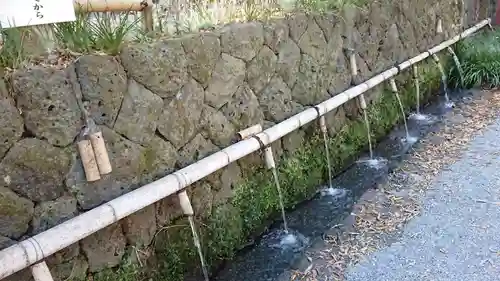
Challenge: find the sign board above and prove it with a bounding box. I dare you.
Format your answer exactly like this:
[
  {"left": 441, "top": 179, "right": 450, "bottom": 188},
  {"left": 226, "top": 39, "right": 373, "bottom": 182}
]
[{"left": 0, "top": 0, "right": 76, "bottom": 28}]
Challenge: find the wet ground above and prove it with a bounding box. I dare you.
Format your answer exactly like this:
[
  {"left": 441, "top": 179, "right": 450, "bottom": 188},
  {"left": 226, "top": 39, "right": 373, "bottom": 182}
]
[{"left": 213, "top": 88, "right": 496, "bottom": 281}]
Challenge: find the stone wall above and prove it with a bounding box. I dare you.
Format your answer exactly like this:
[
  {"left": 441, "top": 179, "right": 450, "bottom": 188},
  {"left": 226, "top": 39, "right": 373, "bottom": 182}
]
[{"left": 0, "top": 0, "right": 464, "bottom": 280}]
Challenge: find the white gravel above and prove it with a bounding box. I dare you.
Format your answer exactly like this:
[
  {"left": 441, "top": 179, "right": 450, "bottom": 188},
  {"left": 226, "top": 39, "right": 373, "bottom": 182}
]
[{"left": 345, "top": 118, "right": 500, "bottom": 281}]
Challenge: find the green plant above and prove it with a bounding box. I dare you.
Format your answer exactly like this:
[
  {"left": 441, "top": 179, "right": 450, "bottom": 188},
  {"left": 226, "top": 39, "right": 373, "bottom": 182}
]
[
  {"left": 449, "top": 29, "right": 500, "bottom": 88},
  {"left": 91, "top": 12, "right": 142, "bottom": 55},
  {"left": 295, "top": 0, "right": 366, "bottom": 14},
  {"left": 0, "top": 26, "right": 30, "bottom": 68},
  {"left": 52, "top": 9, "right": 140, "bottom": 55}
]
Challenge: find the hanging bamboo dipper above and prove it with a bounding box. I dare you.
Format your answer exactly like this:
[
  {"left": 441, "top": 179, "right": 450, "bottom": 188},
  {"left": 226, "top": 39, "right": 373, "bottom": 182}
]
[
  {"left": 77, "top": 125, "right": 101, "bottom": 182},
  {"left": 88, "top": 119, "right": 112, "bottom": 175}
]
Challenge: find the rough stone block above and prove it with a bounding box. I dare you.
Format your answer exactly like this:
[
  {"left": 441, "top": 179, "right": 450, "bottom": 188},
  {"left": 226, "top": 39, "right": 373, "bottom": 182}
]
[
  {"left": 120, "top": 38, "right": 188, "bottom": 98},
  {"left": 200, "top": 105, "right": 236, "bottom": 147},
  {"left": 0, "top": 96, "right": 23, "bottom": 159},
  {"left": 247, "top": 46, "right": 278, "bottom": 94},
  {"left": 181, "top": 32, "right": 221, "bottom": 87},
  {"left": 177, "top": 134, "right": 219, "bottom": 168},
  {"left": 221, "top": 84, "right": 264, "bottom": 131},
  {"left": 205, "top": 53, "right": 246, "bottom": 109},
  {"left": 122, "top": 205, "right": 157, "bottom": 247},
  {"left": 75, "top": 55, "right": 127, "bottom": 126},
  {"left": 0, "top": 139, "right": 71, "bottom": 202},
  {"left": 114, "top": 79, "right": 163, "bottom": 145},
  {"left": 157, "top": 79, "right": 205, "bottom": 149},
  {"left": 0, "top": 187, "right": 33, "bottom": 238},
  {"left": 81, "top": 224, "right": 126, "bottom": 272},
  {"left": 263, "top": 19, "right": 289, "bottom": 53},
  {"left": 277, "top": 39, "right": 301, "bottom": 89},
  {"left": 260, "top": 77, "right": 305, "bottom": 123},
  {"left": 11, "top": 67, "right": 82, "bottom": 147},
  {"left": 220, "top": 22, "right": 264, "bottom": 62},
  {"left": 31, "top": 196, "right": 77, "bottom": 234}
]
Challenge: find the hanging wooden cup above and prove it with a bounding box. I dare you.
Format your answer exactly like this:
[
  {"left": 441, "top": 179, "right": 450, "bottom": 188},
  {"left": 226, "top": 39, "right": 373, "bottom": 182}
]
[
  {"left": 89, "top": 129, "right": 112, "bottom": 175},
  {"left": 77, "top": 129, "right": 101, "bottom": 182},
  {"left": 86, "top": 119, "right": 112, "bottom": 175}
]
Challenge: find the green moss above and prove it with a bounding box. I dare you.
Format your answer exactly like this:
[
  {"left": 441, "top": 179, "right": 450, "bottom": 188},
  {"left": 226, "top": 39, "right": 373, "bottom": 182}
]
[{"left": 94, "top": 61, "right": 443, "bottom": 281}]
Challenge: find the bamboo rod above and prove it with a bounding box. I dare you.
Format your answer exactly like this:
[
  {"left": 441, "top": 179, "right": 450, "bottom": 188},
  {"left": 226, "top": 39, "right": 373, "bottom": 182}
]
[
  {"left": 30, "top": 262, "right": 54, "bottom": 281},
  {"left": 74, "top": 0, "right": 153, "bottom": 12},
  {"left": 0, "top": 18, "right": 491, "bottom": 280}
]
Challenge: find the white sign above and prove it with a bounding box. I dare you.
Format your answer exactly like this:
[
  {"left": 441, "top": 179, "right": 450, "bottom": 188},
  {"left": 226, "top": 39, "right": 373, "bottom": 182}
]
[{"left": 0, "top": 0, "right": 76, "bottom": 28}]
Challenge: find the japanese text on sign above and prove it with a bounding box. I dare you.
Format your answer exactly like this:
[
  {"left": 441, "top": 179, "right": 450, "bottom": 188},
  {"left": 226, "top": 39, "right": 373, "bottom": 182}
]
[{"left": 0, "top": 0, "right": 76, "bottom": 28}]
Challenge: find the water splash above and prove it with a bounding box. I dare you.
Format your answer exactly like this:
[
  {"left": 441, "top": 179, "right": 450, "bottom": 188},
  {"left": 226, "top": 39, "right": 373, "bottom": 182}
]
[
  {"left": 271, "top": 167, "right": 289, "bottom": 233},
  {"left": 447, "top": 46, "right": 465, "bottom": 88},
  {"left": 362, "top": 109, "right": 374, "bottom": 159},
  {"left": 266, "top": 229, "right": 309, "bottom": 252},
  {"left": 320, "top": 187, "right": 347, "bottom": 198},
  {"left": 356, "top": 157, "right": 388, "bottom": 170},
  {"left": 401, "top": 135, "right": 419, "bottom": 145},
  {"left": 187, "top": 215, "right": 210, "bottom": 281}
]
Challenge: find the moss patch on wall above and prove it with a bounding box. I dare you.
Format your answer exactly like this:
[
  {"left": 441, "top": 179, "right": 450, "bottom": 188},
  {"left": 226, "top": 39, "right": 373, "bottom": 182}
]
[{"left": 92, "top": 62, "right": 443, "bottom": 281}]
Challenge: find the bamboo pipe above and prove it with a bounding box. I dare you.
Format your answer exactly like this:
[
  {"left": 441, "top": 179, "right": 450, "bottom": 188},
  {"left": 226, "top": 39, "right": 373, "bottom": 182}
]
[
  {"left": 0, "top": 18, "right": 491, "bottom": 280},
  {"left": 30, "top": 262, "right": 54, "bottom": 281},
  {"left": 237, "top": 124, "right": 263, "bottom": 140},
  {"left": 73, "top": 0, "right": 153, "bottom": 12}
]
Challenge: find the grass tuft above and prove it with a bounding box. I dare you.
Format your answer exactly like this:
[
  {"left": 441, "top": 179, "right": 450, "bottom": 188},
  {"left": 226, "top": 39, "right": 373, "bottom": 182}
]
[{"left": 449, "top": 29, "right": 500, "bottom": 89}]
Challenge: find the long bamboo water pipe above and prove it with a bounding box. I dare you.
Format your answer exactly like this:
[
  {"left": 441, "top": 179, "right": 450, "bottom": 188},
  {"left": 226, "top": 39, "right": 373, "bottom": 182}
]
[
  {"left": 73, "top": 0, "right": 153, "bottom": 12},
  {"left": 73, "top": 0, "right": 154, "bottom": 31},
  {"left": 0, "top": 18, "right": 490, "bottom": 280}
]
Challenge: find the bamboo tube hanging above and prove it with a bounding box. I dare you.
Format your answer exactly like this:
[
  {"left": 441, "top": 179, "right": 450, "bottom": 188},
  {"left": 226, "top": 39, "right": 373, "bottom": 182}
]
[{"left": 77, "top": 128, "right": 101, "bottom": 182}]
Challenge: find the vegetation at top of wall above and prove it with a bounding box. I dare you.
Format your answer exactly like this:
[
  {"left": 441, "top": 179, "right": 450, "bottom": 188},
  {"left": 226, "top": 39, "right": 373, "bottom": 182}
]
[
  {"left": 449, "top": 28, "right": 500, "bottom": 89},
  {"left": 0, "top": 0, "right": 367, "bottom": 69}
]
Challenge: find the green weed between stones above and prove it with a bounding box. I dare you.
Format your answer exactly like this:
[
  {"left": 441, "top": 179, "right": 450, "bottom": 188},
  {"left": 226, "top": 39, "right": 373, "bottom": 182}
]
[{"left": 91, "top": 61, "right": 442, "bottom": 281}]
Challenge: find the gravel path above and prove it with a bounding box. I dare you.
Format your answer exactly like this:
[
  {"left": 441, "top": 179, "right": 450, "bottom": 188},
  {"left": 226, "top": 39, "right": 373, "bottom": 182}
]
[{"left": 345, "top": 116, "right": 500, "bottom": 280}]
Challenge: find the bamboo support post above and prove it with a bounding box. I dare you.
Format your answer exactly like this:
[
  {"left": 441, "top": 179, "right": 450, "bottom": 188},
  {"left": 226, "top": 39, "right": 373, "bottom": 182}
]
[
  {"left": 30, "top": 262, "right": 54, "bottom": 281},
  {"left": 264, "top": 146, "right": 276, "bottom": 169},
  {"left": 77, "top": 134, "right": 101, "bottom": 182},
  {"left": 436, "top": 17, "right": 444, "bottom": 34},
  {"left": 89, "top": 130, "right": 112, "bottom": 175},
  {"left": 178, "top": 190, "right": 194, "bottom": 216},
  {"left": 319, "top": 116, "right": 327, "bottom": 134},
  {"left": 348, "top": 49, "right": 368, "bottom": 110}
]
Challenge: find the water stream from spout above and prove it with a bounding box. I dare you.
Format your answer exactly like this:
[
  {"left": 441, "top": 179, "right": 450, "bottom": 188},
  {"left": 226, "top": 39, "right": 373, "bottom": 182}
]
[
  {"left": 394, "top": 89, "right": 411, "bottom": 142},
  {"left": 187, "top": 216, "right": 210, "bottom": 281},
  {"left": 271, "top": 167, "right": 289, "bottom": 233},
  {"left": 447, "top": 46, "right": 465, "bottom": 87},
  {"left": 320, "top": 117, "right": 333, "bottom": 189},
  {"left": 432, "top": 54, "right": 452, "bottom": 106},
  {"left": 361, "top": 109, "right": 374, "bottom": 159}
]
